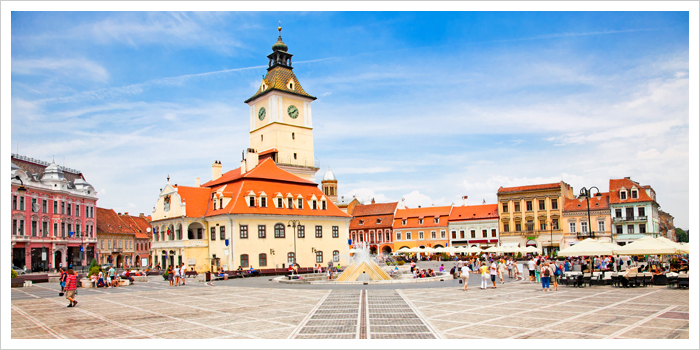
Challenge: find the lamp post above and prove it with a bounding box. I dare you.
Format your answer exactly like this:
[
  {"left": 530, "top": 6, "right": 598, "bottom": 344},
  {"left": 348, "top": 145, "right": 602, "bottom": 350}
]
[
  {"left": 287, "top": 220, "right": 301, "bottom": 266},
  {"left": 579, "top": 186, "right": 602, "bottom": 239},
  {"left": 13, "top": 175, "right": 27, "bottom": 194}
]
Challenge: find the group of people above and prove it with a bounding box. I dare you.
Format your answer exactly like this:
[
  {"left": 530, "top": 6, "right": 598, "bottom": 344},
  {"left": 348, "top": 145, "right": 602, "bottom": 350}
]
[
  {"left": 166, "top": 264, "right": 188, "bottom": 286},
  {"left": 450, "top": 257, "right": 522, "bottom": 291},
  {"left": 525, "top": 257, "right": 562, "bottom": 292}
]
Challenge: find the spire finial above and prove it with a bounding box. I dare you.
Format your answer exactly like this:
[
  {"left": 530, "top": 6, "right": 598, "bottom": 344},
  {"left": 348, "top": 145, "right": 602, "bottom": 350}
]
[
  {"left": 278, "top": 21, "right": 282, "bottom": 33},
  {"left": 167, "top": 174, "right": 170, "bottom": 183}
]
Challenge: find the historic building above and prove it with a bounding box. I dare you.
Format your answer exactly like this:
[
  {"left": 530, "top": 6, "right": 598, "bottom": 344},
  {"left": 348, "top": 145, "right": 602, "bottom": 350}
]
[
  {"left": 96, "top": 207, "right": 136, "bottom": 268},
  {"left": 321, "top": 169, "right": 338, "bottom": 204},
  {"left": 497, "top": 182, "right": 574, "bottom": 251},
  {"left": 658, "top": 210, "right": 676, "bottom": 241},
  {"left": 448, "top": 197, "right": 499, "bottom": 249},
  {"left": 149, "top": 27, "right": 351, "bottom": 273},
  {"left": 349, "top": 200, "right": 399, "bottom": 255},
  {"left": 11, "top": 154, "right": 98, "bottom": 271},
  {"left": 609, "top": 177, "right": 660, "bottom": 245},
  {"left": 393, "top": 206, "right": 451, "bottom": 250},
  {"left": 119, "top": 213, "right": 153, "bottom": 267},
  {"left": 336, "top": 196, "right": 361, "bottom": 215},
  {"left": 562, "top": 192, "right": 612, "bottom": 249}
]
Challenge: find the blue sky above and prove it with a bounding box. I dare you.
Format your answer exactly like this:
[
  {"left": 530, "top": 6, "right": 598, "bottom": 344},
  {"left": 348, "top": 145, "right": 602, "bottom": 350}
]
[{"left": 8, "top": 11, "right": 692, "bottom": 228}]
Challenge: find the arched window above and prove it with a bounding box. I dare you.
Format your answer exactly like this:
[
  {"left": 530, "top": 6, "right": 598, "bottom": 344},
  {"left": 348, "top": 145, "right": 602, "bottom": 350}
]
[
  {"left": 259, "top": 253, "right": 267, "bottom": 267},
  {"left": 240, "top": 254, "right": 249, "bottom": 267},
  {"left": 154, "top": 227, "right": 159, "bottom": 241},
  {"left": 315, "top": 251, "right": 323, "bottom": 263},
  {"left": 333, "top": 250, "right": 339, "bottom": 262},
  {"left": 274, "top": 223, "right": 285, "bottom": 238},
  {"left": 287, "top": 252, "right": 295, "bottom": 265}
]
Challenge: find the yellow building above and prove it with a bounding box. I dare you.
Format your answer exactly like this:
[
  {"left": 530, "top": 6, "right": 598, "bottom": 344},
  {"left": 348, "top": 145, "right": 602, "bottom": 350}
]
[
  {"left": 497, "top": 182, "right": 574, "bottom": 255},
  {"left": 150, "top": 27, "right": 350, "bottom": 273}
]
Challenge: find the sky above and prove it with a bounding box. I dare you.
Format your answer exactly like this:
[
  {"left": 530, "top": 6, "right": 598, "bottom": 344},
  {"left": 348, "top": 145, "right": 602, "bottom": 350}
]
[{"left": 7, "top": 10, "right": 693, "bottom": 229}]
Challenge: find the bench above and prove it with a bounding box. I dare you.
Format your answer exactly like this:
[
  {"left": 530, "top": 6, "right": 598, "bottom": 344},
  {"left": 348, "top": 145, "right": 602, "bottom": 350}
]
[
  {"left": 22, "top": 274, "right": 49, "bottom": 284},
  {"left": 146, "top": 271, "right": 162, "bottom": 276},
  {"left": 11, "top": 278, "right": 25, "bottom": 288},
  {"left": 118, "top": 279, "right": 131, "bottom": 286},
  {"left": 185, "top": 271, "right": 198, "bottom": 278}
]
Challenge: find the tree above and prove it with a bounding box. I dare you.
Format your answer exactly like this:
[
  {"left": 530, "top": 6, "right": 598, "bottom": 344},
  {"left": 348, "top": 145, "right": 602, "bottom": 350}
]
[{"left": 675, "top": 228, "right": 688, "bottom": 243}]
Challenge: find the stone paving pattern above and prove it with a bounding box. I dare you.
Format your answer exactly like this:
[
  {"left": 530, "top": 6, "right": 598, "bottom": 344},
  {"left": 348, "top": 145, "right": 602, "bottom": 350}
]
[{"left": 11, "top": 278, "right": 689, "bottom": 339}]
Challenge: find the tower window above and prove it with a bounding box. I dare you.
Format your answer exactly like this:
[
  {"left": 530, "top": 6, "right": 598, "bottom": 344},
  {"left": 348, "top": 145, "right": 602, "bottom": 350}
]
[
  {"left": 293, "top": 153, "right": 297, "bottom": 160},
  {"left": 261, "top": 135, "right": 263, "bottom": 142},
  {"left": 292, "top": 132, "right": 295, "bottom": 140}
]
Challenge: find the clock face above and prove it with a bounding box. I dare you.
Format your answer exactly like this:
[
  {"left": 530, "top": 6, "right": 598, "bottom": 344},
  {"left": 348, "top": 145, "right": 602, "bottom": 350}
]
[
  {"left": 258, "top": 107, "right": 266, "bottom": 121},
  {"left": 287, "top": 105, "right": 299, "bottom": 119}
]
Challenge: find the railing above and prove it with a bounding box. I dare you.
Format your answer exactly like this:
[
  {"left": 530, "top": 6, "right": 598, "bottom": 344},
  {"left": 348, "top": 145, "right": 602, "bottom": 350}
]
[{"left": 112, "top": 248, "right": 123, "bottom": 253}]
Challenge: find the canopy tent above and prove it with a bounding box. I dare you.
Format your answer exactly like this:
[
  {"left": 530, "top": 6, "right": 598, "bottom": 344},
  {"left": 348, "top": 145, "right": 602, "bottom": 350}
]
[
  {"left": 422, "top": 247, "right": 437, "bottom": 253},
  {"left": 406, "top": 247, "right": 424, "bottom": 253},
  {"left": 656, "top": 237, "right": 688, "bottom": 254},
  {"left": 501, "top": 246, "right": 521, "bottom": 254},
  {"left": 556, "top": 238, "right": 615, "bottom": 257},
  {"left": 613, "top": 236, "right": 679, "bottom": 255},
  {"left": 520, "top": 246, "right": 540, "bottom": 254}
]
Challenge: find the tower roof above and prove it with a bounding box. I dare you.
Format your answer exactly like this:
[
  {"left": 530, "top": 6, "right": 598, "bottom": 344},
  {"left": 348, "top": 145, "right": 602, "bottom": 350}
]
[{"left": 322, "top": 169, "right": 336, "bottom": 181}]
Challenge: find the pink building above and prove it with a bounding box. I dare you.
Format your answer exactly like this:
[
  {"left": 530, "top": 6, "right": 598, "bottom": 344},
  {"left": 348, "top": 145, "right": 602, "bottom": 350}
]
[{"left": 11, "top": 154, "right": 98, "bottom": 271}]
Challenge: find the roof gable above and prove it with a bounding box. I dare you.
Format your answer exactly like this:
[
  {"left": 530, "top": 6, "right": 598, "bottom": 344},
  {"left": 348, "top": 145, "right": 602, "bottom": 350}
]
[
  {"left": 351, "top": 202, "right": 398, "bottom": 217},
  {"left": 497, "top": 182, "right": 562, "bottom": 194},
  {"left": 449, "top": 204, "right": 498, "bottom": 221}
]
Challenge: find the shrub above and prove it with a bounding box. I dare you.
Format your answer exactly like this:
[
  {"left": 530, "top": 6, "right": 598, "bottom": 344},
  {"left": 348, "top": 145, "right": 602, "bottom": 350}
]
[
  {"left": 11, "top": 269, "right": 18, "bottom": 278},
  {"left": 397, "top": 261, "right": 405, "bottom": 266},
  {"left": 517, "top": 252, "right": 522, "bottom": 259},
  {"left": 88, "top": 265, "right": 100, "bottom": 278}
]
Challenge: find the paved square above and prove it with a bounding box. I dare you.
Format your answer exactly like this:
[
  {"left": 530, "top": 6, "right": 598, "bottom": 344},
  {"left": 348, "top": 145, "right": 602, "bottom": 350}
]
[{"left": 10, "top": 279, "right": 689, "bottom": 339}]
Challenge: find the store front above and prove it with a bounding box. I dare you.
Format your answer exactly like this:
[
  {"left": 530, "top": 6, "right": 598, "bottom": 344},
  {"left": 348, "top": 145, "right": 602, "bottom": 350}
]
[{"left": 12, "top": 247, "right": 26, "bottom": 269}]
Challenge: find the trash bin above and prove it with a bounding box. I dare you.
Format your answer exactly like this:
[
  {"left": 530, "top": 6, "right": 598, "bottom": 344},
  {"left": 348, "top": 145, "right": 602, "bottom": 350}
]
[{"left": 205, "top": 272, "right": 211, "bottom": 282}]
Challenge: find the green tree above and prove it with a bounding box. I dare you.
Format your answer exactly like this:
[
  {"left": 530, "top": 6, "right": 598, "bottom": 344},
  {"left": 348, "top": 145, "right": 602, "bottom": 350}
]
[
  {"left": 675, "top": 228, "right": 688, "bottom": 243},
  {"left": 11, "top": 269, "right": 18, "bottom": 278}
]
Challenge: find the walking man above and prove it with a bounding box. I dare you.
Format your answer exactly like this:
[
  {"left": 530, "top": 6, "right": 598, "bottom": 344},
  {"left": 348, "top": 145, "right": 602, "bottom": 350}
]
[
  {"left": 489, "top": 259, "right": 498, "bottom": 288},
  {"left": 65, "top": 269, "right": 78, "bottom": 307},
  {"left": 180, "top": 263, "right": 187, "bottom": 285},
  {"left": 528, "top": 258, "right": 536, "bottom": 283},
  {"left": 461, "top": 263, "right": 471, "bottom": 291},
  {"left": 498, "top": 259, "right": 507, "bottom": 284}
]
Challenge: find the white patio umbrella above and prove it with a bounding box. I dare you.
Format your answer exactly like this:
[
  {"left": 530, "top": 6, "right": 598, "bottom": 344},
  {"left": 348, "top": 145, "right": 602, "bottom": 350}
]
[
  {"left": 407, "top": 247, "right": 424, "bottom": 253},
  {"left": 613, "top": 236, "right": 678, "bottom": 255},
  {"left": 432, "top": 247, "right": 449, "bottom": 253},
  {"left": 422, "top": 247, "right": 437, "bottom": 253},
  {"left": 442, "top": 246, "right": 459, "bottom": 254},
  {"left": 466, "top": 246, "right": 483, "bottom": 254},
  {"left": 678, "top": 243, "right": 689, "bottom": 254},
  {"left": 397, "top": 247, "right": 411, "bottom": 254},
  {"left": 520, "top": 246, "right": 541, "bottom": 254},
  {"left": 484, "top": 246, "right": 503, "bottom": 253},
  {"left": 556, "top": 238, "right": 613, "bottom": 257}
]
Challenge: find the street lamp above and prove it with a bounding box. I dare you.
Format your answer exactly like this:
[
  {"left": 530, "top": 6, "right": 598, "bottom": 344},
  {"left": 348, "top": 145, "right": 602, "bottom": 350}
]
[
  {"left": 13, "top": 176, "right": 27, "bottom": 194},
  {"left": 287, "top": 220, "right": 301, "bottom": 266},
  {"left": 579, "top": 186, "right": 602, "bottom": 239}
]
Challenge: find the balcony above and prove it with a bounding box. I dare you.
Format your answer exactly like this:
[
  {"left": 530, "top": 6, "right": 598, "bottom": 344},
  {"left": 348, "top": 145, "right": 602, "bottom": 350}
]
[
  {"left": 612, "top": 216, "right": 647, "bottom": 223},
  {"left": 111, "top": 248, "right": 123, "bottom": 253}
]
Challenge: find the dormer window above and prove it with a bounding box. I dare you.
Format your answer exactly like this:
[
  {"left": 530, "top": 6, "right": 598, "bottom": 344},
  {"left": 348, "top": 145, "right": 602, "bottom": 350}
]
[
  {"left": 260, "top": 197, "right": 267, "bottom": 208},
  {"left": 261, "top": 81, "right": 267, "bottom": 90},
  {"left": 277, "top": 198, "right": 283, "bottom": 208},
  {"left": 298, "top": 198, "right": 303, "bottom": 209},
  {"left": 631, "top": 190, "right": 638, "bottom": 199},
  {"left": 249, "top": 196, "right": 255, "bottom": 207},
  {"left": 434, "top": 218, "right": 439, "bottom": 224},
  {"left": 359, "top": 220, "right": 364, "bottom": 225},
  {"left": 213, "top": 200, "right": 217, "bottom": 210},
  {"left": 322, "top": 201, "right": 327, "bottom": 210},
  {"left": 312, "top": 200, "right": 317, "bottom": 210},
  {"left": 288, "top": 198, "right": 293, "bottom": 208},
  {"left": 418, "top": 219, "right": 424, "bottom": 225},
  {"left": 402, "top": 219, "right": 407, "bottom": 225},
  {"left": 376, "top": 219, "right": 381, "bottom": 224},
  {"left": 219, "top": 198, "right": 223, "bottom": 209},
  {"left": 620, "top": 190, "right": 627, "bottom": 200},
  {"left": 287, "top": 79, "right": 295, "bottom": 90}
]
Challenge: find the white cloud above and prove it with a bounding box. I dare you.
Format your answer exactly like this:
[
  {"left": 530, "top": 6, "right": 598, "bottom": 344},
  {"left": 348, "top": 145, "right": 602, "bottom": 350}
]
[
  {"left": 12, "top": 57, "right": 110, "bottom": 83},
  {"left": 341, "top": 188, "right": 389, "bottom": 205}
]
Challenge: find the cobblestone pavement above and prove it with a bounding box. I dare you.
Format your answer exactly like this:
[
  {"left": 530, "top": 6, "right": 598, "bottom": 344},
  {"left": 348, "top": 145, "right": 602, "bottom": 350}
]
[{"left": 10, "top": 279, "right": 690, "bottom": 340}]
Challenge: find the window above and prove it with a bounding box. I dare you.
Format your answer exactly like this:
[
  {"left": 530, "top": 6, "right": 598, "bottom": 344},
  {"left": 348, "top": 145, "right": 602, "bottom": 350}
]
[
  {"left": 315, "top": 225, "right": 323, "bottom": 238},
  {"left": 402, "top": 219, "right": 407, "bottom": 225},
  {"left": 434, "top": 218, "right": 439, "bottom": 224},
  {"left": 67, "top": 203, "right": 72, "bottom": 215},
  {"left": 61, "top": 201, "right": 65, "bottom": 214},
  {"left": 312, "top": 200, "right": 317, "bottom": 210},
  {"left": 259, "top": 253, "right": 267, "bottom": 267},
  {"left": 32, "top": 198, "right": 37, "bottom": 212},
  {"left": 298, "top": 198, "right": 303, "bottom": 209},
  {"left": 551, "top": 199, "right": 558, "bottom": 210},
  {"left": 440, "top": 230, "right": 446, "bottom": 239},
  {"left": 375, "top": 219, "right": 382, "bottom": 225},
  {"left": 210, "top": 227, "right": 216, "bottom": 240},
  {"left": 598, "top": 221, "right": 606, "bottom": 233},
  {"left": 274, "top": 223, "right": 285, "bottom": 238},
  {"left": 74, "top": 204, "right": 79, "bottom": 216},
  {"left": 293, "top": 153, "right": 297, "bottom": 160},
  {"left": 631, "top": 190, "right": 638, "bottom": 199},
  {"left": 502, "top": 203, "right": 508, "bottom": 213},
  {"left": 539, "top": 200, "right": 545, "bottom": 210},
  {"left": 359, "top": 220, "right": 364, "bottom": 225},
  {"left": 260, "top": 197, "right": 266, "bottom": 208},
  {"left": 514, "top": 202, "right": 521, "bottom": 212},
  {"left": 42, "top": 222, "right": 48, "bottom": 237},
  {"left": 258, "top": 225, "right": 266, "bottom": 238},
  {"left": 249, "top": 197, "right": 255, "bottom": 207},
  {"left": 552, "top": 219, "right": 558, "bottom": 230},
  {"left": 315, "top": 251, "right": 323, "bottom": 263},
  {"left": 333, "top": 250, "right": 339, "bottom": 262},
  {"left": 298, "top": 225, "right": 305, "bottom": 238},
  {"left": 418, "top": 231, "right": 424, "bottom": 239},
  {"left": 292, "top": 132, "right": 295, "bottom": 140},
  {"left": 322, "top": 201, "right": 327, "bottom": 210},
  {"left": 620, "top": 190, "right": 627, "bottom": 200},
  {"left": 526, "top": 201, "right": 533, "bottom": 211},
  {"left": 615, "top": 208, "right": 622, "bottom": 218},
  {"left": 482, "top": 229, "right": 487, "bottom": 238},
  {"left": 470, "top": 230, "right": 476, "bottom": 239},
  {"left": 213, "top": 200, "right": 217, "bottom": 210},
  {"left": 240, "top": 254, "right": 249, "bottom": 267},
  {"left": 526, "top": 221, "right": 534, "bottom": 231},
  {"left": 12, "top": 195, "right": 16, "bottom": 210},
  {"left": 418, "top": 219, "right": 423, "bottom": 225},
  {"left": 540, "top": 222, "right": 547, "bottom": 230},
  {"left": 406, "top": 232, "right": 412, "bottom": 240},
  {"left": 61, "top": 223, "right": 65, "bottom": 237},
  {"left": 627, "top": 225, "right": 634, "bottom": 234},
  {"left": 431, "top": 231, "right": 436, "bottom": 239},
  {"left": 639, "top": 224, "right": 646, "bottom": 234},
  {"left": 451, "top": 231, "right": 457, "bottom": 239},
  {"left": 100, "top": 240, "right": 104, "bottom": 250},
  {"left": 332, "top": 226, "right": 339, "bottom": 238},
  {"left": 220, "top": 226, "right": 226, "bottom": 240},
  {"left": 53, "top": 201, "right": 57, "bottom": 213},
  {"left": 396, "top": 232, "right": 402, "bottom": 240},
  {"left": 287, "top": 252, "right": 295, "bottom": 265},
  {"left": 626, "top": 207, "right": 634, "bottom": 218},
  {"left": 581, "top": 222, "right": 588, "bottom": 233},
  {"left": 12, "top": 220, "right": 17, "bottom": 235},
  {"left": 515, "top": 223, "right": 521, "bottom": 231},
  {"left": 491, "top": 229, "right": 497, "bottom": 237},
  {"left": 277, "top": 198, "right": 283, "bottom": 208},
  {"left": 386, "top": 232, "right": 391, "bottom": 241},
  {"left": 503, "top": 224, "right": 509, "bottom": 232},
  {"left": 638, "top": 207, "right": 645, "bottom": 217},
  {"left": 219, "top": 198, "right": 223, "bottom": 209},
  {"left": 20, "top": 196, "right": 25, "bottom": 210}
]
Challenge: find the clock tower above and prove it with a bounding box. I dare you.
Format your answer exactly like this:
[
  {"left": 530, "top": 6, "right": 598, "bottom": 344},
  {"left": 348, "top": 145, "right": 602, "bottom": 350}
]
[{"left": 244, "top": 25, "right": 319, "bottom": 181}]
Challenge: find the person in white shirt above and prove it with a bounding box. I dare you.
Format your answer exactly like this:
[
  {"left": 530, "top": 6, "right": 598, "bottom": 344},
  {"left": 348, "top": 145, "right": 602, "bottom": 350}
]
[
  {"left": 507, "top": 259, "right": 513, "bottom": 278},
  {"left": 498, "top": 259, "right": 508, "bottom": 284},
  {"left": 527, "top": 258, "right": 537, "bottom": 283},
  {"left": 174, "top": 264, "right": 181, "bottom": 286},
  {"left": 180, "top": 264, "right": 187, "bottom": 285},
  {"left": 489, "top": 260, "right": 498, "bottom": 288},
  {"left": 461, "top": 265, "right": 471, "bottom": 291}
]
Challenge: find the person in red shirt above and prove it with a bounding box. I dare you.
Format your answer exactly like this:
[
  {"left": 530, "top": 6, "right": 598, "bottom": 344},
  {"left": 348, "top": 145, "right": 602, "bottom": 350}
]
[{"left": 65, "top": 269, "right": 78, "bottom": 307}]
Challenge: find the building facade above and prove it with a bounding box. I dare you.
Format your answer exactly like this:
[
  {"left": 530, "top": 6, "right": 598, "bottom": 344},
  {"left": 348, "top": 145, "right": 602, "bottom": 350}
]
[
  {"left": 349, "top": 201, "right": 398, "bottom": 255},
  {"left": 497, "top": 182, "right": 574, "bottom": 252},
  {"left": 119, "top": 213, "right": 153, "bottom": 267},
  {"left": 96, "top": 207, "right": 136, "bottom": 268},
  {"left": 658, "top": 210, "right": 675, "bottom": 241},
  {"left": 609, "top": 177, "right": 660, "bottom": 245},
  {"left": 11, "top": 154, "right": 98, "bottom": 271},
  {"left": 448, "top": 201, "right": 499, "bottom": 249},
  {"left": 562, "top": 192, "right": 613, "bottom": 249},
  {"left": 393, "top": 206, "right": 451, "bottom": 250}
]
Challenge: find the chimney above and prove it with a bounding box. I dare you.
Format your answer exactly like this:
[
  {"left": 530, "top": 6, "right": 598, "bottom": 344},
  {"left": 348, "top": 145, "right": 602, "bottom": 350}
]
[
  {"left": 418, "top": 205, "right": 421, "bottom": 208},
  {"left": 195, "top": 177, "right": 200, "bottom": 187},
  {"left": 462, "top": 195, "right": 468, "bottom": 206},
  {"left": 245, "top": 148, "right": 259, "bottom": 172},
  {"left": 124, "top": 212, "right": 129, "bottom": 215},
  {"left": 624, "top": 176, "right": 630, "bottom": 180},
  {"left": 212, "top": 160, "right": 222, "bottom": 180},
  {"left": 398, "top": 198, "right": 406, "bottom": 210},
  {"left": 371, "top": 198, "right": 375, "bottom": 204}
]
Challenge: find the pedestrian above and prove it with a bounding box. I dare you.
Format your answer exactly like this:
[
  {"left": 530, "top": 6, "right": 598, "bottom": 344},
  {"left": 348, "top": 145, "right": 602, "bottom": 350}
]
[
  {"left": 489, "top": 259, "right": 498, "bottom": 288},
  {"left": 410, "top": 260, "right": 416, "bottom": 273},
  {"left": 541, "top": 262, "right": 551, "bottom": 292},
  {"left": 97, "top": 268, "right": 106, "bottom": 289},
  {"left": 507, "top": 258, "right": 513, "bottom": 278},
  {"left": 479, "top": 260, "right": 489, "bottom": 289},
  {"left": 552, "top": 261, "right": 561, "bottom": 291},
  {"left": 461, "top": 263, "right": 471, "bottom": 291},
  {"left": 456, "top": 259, "right": 464, "bottom": 277},
  {"left": 65, "top": 269, "right": 78, "bottom": 307},
  {"left": 59, "top": 267, "right": 67, "bottom": 293},
  {"left": 527, "top": 258, "right": 536, "bottom": 283},
  {"left": 180, "top": 263, "right": 187, "bottom": 285},
  {"left": 439, "top": 264, "right": 445, "bottom": 273},
  {"left": 167, "top": 265, "right": 174, "bottom": 286},
  {"left": 108, "top": 265, "right": 117, "bottom": 286},
  {"left": 174, "top": 264, "right": 181, "bottom": 286},
  {"left": 513, "top": 261, "right": 522, "bottom": 281},
  {"left": 498, "top": 259, "right": 507, "bottom": 284},
  {"left": 535, "top": 259, "right": 541, "bottom": 283}
]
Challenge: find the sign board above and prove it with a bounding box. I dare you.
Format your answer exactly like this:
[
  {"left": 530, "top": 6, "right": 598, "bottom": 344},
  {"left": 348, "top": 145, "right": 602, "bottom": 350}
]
[
  {"left": 141, "top": 258, "right": 148, "bottom": 266},
  {"left": 80, "top": 246, "right": 84, "bottom": 252},
  {"left": 348, "top": 239, "right": 352, "bottom": 245},
  {"left": 41, "top": 252, "right": 47, "bottom": 261},
  {"left": 188, "top": 258, "right": 196, "bottom": 266}
]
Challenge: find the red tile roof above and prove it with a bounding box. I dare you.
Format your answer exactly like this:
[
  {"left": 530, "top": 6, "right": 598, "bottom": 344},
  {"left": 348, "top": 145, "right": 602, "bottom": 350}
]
[
  {"left": 172, "top": 186, "right": 212, "bottom": 217},
  {"left": 258, "top": 148, "right": 278, "bottom": 156},
  {"left": 96, "top": 207, "right": 133, "bottom": 235},
  {"left": 351, "top": 202, "right": 398, "bottom": 217},
  {"left": 350, "top": 214, "right": 395, "bottom": 230},
  {"left": 609, "top": 178, "right": 655, "bottom": 204},
  {"left": 201, "top": 158, "right": 316, "bottom": 188},
  {"left": 449, "top": 204, "right": 498, "bottom": 221},
  {"left": 11, "top": 156, "right": 86, "bottom": 184},
  {"left": 497, "top": 182, "right": 563, "bottom": 194},
  {"left": 563, "top": 192, "right": 610, "bottom": 212},
  {"left": 393, "top": 206, "right": 452, "bottom": 228},
  {"left": 118, "top": 213, "right": 153, "bottom": 239}
]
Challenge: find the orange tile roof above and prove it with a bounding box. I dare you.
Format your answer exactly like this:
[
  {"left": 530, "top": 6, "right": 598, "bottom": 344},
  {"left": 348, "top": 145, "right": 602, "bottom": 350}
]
[
  {"left": 350, "top": 214, "right": 395, "bottom": 230},
  {"left": 245, "top": 65, "right": 316, "bottom": 103},
  {"left": 258, "top": 148, "right": 279, "bottom": 156},
  {"left": 563, "top": 192, "right": 610, "bottom": 212},
  {"left": 201, "top": 158, "right": 315, "bottom": 188},
  {"left": 118, "top": 213, "right": 153, "bottom": 239},
  {"left": 171, "top": 186, "right": 212, "bottom": 217},
  {"left": 449, "top": 204, "right": 498, "bottom": 221},
  {"left": 497, "top": 182, "right": 563, "bottom": 194},
  {"left": 609, "top": 178, "right": 655, "bottom": 204},
  {"left": 393, "top": 206, "right": 452, "bottom": 228},
  {"left": 96, "top": 207, "right": 133, "bottom": 235},
  {"left": 352, "top": 202, "right": 398, "bottom": 217}
]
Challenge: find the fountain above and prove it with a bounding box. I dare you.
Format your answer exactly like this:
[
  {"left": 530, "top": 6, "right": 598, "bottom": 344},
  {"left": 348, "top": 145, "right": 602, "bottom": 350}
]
[{"left": 336, "top": 242, "right": 392, "bottom": 281}]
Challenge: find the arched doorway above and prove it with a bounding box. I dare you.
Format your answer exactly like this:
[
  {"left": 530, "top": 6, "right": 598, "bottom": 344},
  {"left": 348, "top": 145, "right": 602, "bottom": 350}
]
[
  {"left": 382, "top": 245, "right": 392, "bottom": 255},
  {"left": 369, "top": 246, "right": 377, "bottom": 254},
  {"left": 169, "top": 250, "right": 175, "bottom": 268},
  {"left": 188, "top": 222, "right": 205, "bottom": 240},
  {"left": 433, "top": 245, "right": 444, "bottom": 248},
  {"left": 135, "top": 255, "right": 140, "bottom": 267},
  {"left": 54, "top": 250, "right": 62, "bottom": 268},
  {"left": 116, "top": 254, "right": 123, "bottom": 268}
]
